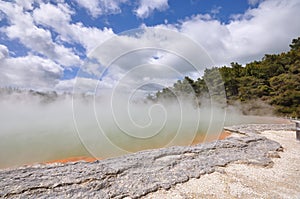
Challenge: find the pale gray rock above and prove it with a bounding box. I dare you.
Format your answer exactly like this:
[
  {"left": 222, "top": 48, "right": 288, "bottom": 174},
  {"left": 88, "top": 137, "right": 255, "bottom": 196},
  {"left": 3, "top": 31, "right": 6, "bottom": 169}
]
[{"left": 0, "top": 124, "right": 293, "bottom": 199}]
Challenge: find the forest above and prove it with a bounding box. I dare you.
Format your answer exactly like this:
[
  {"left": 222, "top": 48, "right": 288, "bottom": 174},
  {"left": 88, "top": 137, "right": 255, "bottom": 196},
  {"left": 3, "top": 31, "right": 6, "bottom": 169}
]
[{"left": 154, "top": 37, "right": 300, "bottom": 117}]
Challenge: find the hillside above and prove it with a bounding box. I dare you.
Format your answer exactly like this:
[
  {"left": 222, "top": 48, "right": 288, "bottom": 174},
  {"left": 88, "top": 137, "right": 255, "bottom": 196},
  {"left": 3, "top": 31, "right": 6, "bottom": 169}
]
[{"left": 155, "top": 37, "right": 300, "bottom": 117}]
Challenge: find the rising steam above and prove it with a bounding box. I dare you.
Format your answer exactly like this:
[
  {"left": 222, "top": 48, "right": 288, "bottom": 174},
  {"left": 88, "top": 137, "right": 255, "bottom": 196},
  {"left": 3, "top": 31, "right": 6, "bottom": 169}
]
[
  {"left": 0, "top": 90, "right": 284, "bottom": 169},
  {"left": 0, "top": 27, "right": 284, "bottom": 169}
]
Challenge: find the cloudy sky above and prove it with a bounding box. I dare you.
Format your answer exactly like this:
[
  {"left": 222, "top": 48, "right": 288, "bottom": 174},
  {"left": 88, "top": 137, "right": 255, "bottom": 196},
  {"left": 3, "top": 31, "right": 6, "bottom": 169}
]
[{"left": 0, "top": 0, "right": 300, "bottom": 93}]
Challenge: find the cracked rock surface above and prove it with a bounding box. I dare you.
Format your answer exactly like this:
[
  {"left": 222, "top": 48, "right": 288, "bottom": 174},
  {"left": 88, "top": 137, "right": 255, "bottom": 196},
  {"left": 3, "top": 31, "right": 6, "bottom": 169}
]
[{"left": 0, "top": 124, "right": 294, "bottom": 198}]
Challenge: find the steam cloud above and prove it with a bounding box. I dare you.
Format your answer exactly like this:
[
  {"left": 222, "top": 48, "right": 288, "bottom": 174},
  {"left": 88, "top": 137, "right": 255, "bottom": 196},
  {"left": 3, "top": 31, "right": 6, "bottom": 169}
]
[
  {"left": 0, "top": 91, "right": 283, "bottom": 169},
  {"left": 0, "top": 28, "right": 284, "bottom": 168}
]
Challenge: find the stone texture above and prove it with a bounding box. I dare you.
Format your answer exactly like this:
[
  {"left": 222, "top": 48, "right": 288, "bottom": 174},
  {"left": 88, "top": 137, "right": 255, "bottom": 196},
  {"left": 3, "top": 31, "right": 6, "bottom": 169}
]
[
  {"left": 0, "top": 124, "right": 294, "bottom": 199},
  {"left": 144, "top": 127, "right": 300, "bottom": 199},
  {"left": 224, "top": 123, "right": 295, "bottom": 136}
]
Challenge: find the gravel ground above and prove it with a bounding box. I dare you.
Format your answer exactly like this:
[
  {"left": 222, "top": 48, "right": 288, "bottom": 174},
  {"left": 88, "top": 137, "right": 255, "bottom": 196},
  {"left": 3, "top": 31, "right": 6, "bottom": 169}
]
[{"left": 144, "top": 130, "right": 300, "bottom": 199}]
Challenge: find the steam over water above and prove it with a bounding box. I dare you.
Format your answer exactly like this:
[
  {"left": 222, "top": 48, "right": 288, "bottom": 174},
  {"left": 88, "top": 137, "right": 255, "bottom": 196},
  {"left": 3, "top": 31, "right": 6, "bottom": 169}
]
[
  {"left": 0, "top": 28, "right": 286, "bottom": 169},
  {"left": 0, "top": 93, "right": 284, "bottom": 169}
]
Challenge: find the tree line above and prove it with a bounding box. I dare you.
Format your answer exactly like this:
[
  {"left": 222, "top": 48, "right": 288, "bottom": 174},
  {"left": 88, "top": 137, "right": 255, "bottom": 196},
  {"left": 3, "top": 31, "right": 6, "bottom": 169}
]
[{"left": 154, "top": 37, "right": 300, "bottom": 117}]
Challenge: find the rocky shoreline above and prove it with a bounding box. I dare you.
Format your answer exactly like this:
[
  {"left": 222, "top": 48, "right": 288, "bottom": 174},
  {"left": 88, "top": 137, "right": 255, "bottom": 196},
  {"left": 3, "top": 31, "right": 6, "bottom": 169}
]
[{"left": 0, "top": 124, "right": 295, "bottom": 198}]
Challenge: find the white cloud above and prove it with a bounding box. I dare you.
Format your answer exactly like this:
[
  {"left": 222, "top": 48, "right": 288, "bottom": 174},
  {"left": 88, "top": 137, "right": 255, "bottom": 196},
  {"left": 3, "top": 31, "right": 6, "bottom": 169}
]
[
  {"left": 33, "top": 3, "right": 73, "bottom": 26},
  {"left": 0, "top": 1, "right": 116, "bottom": 91},
  {"left": 211, "top": 6, "right": 221, "bottom": 15},
  {"left": 75, "top": 27, "right": 210, "bottom": 94},
  {"left": 176, "top": 0, "right": 300, "bottom": 65},
  {"left": 55, "top": 75, "right": 122, "bottom": 94},
  {"left": 88, "top": 27, "right": 211, "bottom": 72},
  {"left": 135, "top": 0, "right": 169, "bottom": 18},
  {"left": 248, "top": 0, "right": 263, "bottom": 6},
  {"left": 0, "top": 1, "right": 81, "bottom": 67},
  {"left": 0, "top": 44, "right": 9, "bottom": 60},
  {"left": 0, "top": 46, "right": 63, "bottom": 90},
  {"left": 1, "top": 0, "right": 299, "bottom": 93},
  {"left": 75, "top": 0, "right": 128, "bottom": 18},
  {"left": 75, "top": 0, "right": 100, "bottom": 17},
  {"left": 33, "top": 2, "right": 115, "bottom": 54},
  {"left": 55, "top": 77, "right": 98, "bottom": 93},
  {"left": 15, "top": 0, "right": 33, "bottom": 10},
  {"left": 81, "top": 0, "right": 300, "bottom": 94}
]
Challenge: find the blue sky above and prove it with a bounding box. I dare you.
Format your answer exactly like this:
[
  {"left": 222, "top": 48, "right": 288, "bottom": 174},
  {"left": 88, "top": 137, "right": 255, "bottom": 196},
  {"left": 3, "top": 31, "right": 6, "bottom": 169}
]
[
  {"left": 1, "top": 0, "right": 253, "bottom": 56},
  {"left": 65, "top": 0, "right": 251, "bottom": 33},
  {"left": 0, "top": 0, "right": 299, "bottom": 92}
]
